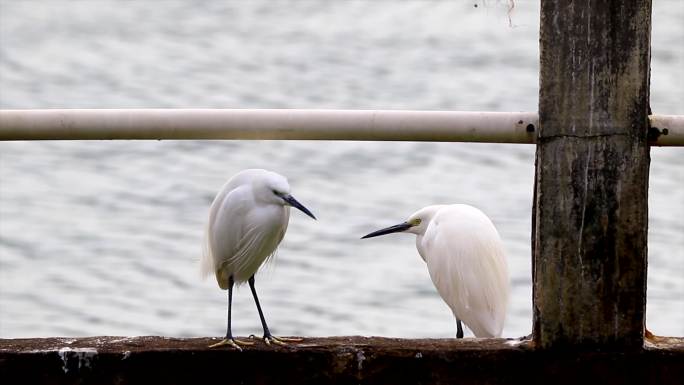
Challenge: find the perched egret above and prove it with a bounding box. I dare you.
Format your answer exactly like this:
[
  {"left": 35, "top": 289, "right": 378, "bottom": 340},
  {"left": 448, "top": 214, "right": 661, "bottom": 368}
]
[
  {"left": 201, "top": 169, "right": 316, "bottom": 350},
  {"left": 362, "top": 204, "right": 509, "bottom": 338}
]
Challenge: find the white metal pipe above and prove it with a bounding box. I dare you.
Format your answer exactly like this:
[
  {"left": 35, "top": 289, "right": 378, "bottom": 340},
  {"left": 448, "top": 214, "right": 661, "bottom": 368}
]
[
  {"left": 0, "top": 109, "right": 681, "bottom": 145},
  {"left": 0, "top": 109, "right": 537, "bottom": 143}
]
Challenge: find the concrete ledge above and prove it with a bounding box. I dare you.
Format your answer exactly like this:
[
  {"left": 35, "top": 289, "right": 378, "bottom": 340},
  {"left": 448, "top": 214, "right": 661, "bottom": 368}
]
[{"left": 1, "top": 336, "right": 683, "bottom": 384}]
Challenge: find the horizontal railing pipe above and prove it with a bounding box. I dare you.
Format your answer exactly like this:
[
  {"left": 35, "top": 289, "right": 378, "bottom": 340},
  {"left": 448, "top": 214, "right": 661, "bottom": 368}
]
[
  {"left": 0, "top": 109, "right": 537, "bottom": 143},
  {"left": 0, "top": 109, "right": 681, "bottom": 145}
]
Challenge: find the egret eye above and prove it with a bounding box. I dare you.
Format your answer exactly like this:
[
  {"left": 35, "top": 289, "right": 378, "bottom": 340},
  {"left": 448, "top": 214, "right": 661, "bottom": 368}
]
[{"left": 413, "top": 218, "right": 422, "bottom": 225}]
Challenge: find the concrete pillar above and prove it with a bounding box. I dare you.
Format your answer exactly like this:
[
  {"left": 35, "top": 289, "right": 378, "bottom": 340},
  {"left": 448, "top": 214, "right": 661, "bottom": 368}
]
[{"left": 534, "top": 0, "right": 652, "bottom": 349}]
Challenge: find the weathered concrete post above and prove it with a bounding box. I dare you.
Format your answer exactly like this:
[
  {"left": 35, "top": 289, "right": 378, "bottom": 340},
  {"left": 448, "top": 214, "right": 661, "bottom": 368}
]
[{"left": 534, "top": 1, "right": 652, "bottom": 349}]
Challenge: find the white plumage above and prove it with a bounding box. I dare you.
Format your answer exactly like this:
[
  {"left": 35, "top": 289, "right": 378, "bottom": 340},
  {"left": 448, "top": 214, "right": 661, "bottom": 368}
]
[
  {"left": 362, "top": 204, "right": 509, "bottom": 338},
  {"left": 202, "top": 169, "right": 290, "bottom": 287},
  {"left": 202, "top": 169, "right": 315, "bottom": 349}
]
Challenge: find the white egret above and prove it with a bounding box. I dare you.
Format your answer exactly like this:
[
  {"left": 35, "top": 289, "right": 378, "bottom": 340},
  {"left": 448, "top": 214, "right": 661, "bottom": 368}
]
[
  {"left": 201, "top": 169, "right": 316, "bottom": 350},
  {"left": 362, "top": 204, "right": 509, "bottom": 338}
]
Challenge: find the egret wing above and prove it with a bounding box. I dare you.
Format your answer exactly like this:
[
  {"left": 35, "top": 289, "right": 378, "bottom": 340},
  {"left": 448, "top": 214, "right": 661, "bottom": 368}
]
[
  {"left": 201, "top": 171, "right": 265, "bottom": 283},
  {"left": 201, "top": 185, "right": 252, "bottom": 288}
]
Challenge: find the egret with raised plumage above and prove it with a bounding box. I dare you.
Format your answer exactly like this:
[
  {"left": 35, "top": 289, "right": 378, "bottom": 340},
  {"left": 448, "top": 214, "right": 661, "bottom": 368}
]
[{"left": 202, "top": 169, "right": 316, "bottom": 350}]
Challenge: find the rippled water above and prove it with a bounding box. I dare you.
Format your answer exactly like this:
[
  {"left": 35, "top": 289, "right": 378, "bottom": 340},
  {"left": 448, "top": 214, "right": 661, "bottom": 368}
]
[{"left": 1, "top": 1, "right": 682, "bottom": 339}]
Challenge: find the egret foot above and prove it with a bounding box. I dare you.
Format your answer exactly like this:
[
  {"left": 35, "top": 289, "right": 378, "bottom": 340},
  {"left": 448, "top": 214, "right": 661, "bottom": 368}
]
[
  {"left": 250, "top": 334, "right": 303, "bottom": 346},
  {"left": 208, "top": 338, "right": 254, "bottom": 351}
]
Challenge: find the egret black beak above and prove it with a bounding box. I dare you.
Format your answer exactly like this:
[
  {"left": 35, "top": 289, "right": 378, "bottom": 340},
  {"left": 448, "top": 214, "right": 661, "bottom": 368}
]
[
  {"left": 361, "top": 222, "right": 412, "bottom": 239},
  {"left": 282, "top": 194, "right": 316, "bottom": 220}
]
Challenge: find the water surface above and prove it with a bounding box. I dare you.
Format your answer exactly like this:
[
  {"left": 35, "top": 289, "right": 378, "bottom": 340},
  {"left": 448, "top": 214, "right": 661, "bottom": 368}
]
[{"left": 1, "top": 1, "right": 682, "bottom": 338}]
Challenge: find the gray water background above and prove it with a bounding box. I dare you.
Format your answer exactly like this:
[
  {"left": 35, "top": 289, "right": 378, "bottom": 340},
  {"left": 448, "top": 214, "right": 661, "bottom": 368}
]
[{"left": 0, "top": 1, "right": 682, "bottom": 339}]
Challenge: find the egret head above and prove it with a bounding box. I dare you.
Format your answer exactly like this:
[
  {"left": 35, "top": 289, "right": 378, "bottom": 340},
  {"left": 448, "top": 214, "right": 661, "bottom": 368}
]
[
  {"left": 361, "top": 206, "right": 441, "bottom": 239},
  {"left": 257, "top": 171, "right": 316, "bottom": 220}
]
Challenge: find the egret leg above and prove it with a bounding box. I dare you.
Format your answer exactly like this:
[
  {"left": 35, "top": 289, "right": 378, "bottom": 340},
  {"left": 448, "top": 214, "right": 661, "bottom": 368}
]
[
  {"left": 456, "top": 319, "right": 464, "bottom": 339},
  {"left": 209, "top": 275, "right": 254, "bottom": 350},
  {"left": 248, "top": 275, "right": 302, "bottom": 346}
]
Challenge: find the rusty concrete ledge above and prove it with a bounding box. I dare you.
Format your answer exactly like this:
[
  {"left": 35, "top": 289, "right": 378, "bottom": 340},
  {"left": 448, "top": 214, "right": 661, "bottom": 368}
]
[{"left": 1, "top": 336, "right": 683, "bottom": 385}]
